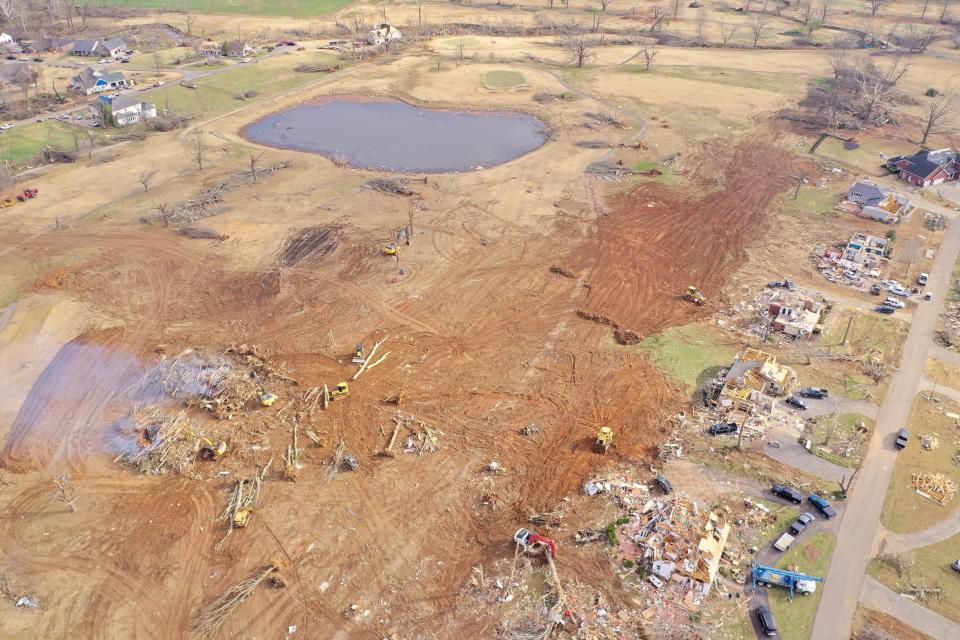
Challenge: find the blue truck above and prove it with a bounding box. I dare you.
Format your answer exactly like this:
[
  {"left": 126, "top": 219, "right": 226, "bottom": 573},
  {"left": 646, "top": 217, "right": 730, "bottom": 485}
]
[{"left": 751, "top": 564, "right": 824, "bottom": 597}]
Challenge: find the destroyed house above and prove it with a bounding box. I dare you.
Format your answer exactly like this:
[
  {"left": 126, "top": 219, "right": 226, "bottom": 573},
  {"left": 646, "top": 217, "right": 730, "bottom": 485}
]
[
  {"left": 887, "top": 148, "right": 959, "bottom": 187},
  {"left": 769, "top": 299, "right": 821, "bottom": 339},
  {"left": 841, "top": 232, "right": 888, "bottom": 270},
  {"left": 631, "top": 496, "right": 730, "bottom": 592},
  {"left": 718, "top": 349, "right": 795, "bottom": 413}
]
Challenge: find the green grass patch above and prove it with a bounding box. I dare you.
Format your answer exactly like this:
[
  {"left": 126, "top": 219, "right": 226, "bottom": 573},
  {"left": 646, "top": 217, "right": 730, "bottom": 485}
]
[
  {"left": 128, "top": 47, "right": 194, "bottom": 68},
  {"left": 813, "top": 135, "right": 915, "bottom": 174},
  {"left": 881, "top": 394, "right": 960, "bottom": 534},
  {"left": 869, "top": 530, "right": 960, "bottom": 624},
  {"left": 89, "top": 0, "right": 351, "bottom": 16},
  {"left": 768, "top": 532, "right": 836, "bottom": 640},
  {"left": 143, "top": 53, "right": 336, "bottom": 117},
  {"left": 806, "top": 413, "right": 874, "bottom": 468},
  {"left": 483, "top": 69, "right": 526, "bottom": 89},
  {"left": 751, "top": 499, "right": 800, "bottom": 550},
  {"left": 638, "top": 323, "right": 737, "bottom": 392},
  {"left": 633, "top": 160, "right": 673, "bottom": 183},
  {"left": 779, "top": 183, "right": 842, "bottom": 216},
  {"left": 820, "top": 309, "right": 907, "bottom": 372},
  {"left": 0, "top": 121, "right": 105, "bottom": 166}
]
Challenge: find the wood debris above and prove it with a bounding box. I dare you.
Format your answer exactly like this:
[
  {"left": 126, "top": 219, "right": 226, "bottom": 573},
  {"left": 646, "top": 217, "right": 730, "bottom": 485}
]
[
  {"left": 193, "top": 560, "right": 286, "bottom": 636},
  {"left": 112, "top": 408, "right": 201, "bottom": 475},
  {"left": 912, "top": 472, "right": 957, "bottom": 505},
  {"left": 326, "top": 439, "right": 357, "bottom": 480},
  {"left": 363, "top": 177, "right": 415, "bottom": 196},
  {"left": 164, "top": 163, "right": 290, "bottom": 223}
]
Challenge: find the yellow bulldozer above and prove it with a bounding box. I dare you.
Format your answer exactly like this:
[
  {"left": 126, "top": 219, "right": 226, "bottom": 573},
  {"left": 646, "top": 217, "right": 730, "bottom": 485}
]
[
  {"left": 233, "top": 507, "right": 253, "bottom": 528},
  {"left": 684, "top": 285, "right": 705, "bottom": 305},
  {"left": 327, "top": 381, "right": 350, "bottom": 401},
  {"left": 593, "top": 426, "right": 614, "bottom": 453},
  {"left": 251, "top": 370, "right": 277, "bottom": 406},
  {"left": 200, "top": 437, "right": 227, "bottom": 460},
  {"left": 383, "top": 243, "right": 398, "bottom": 256}
]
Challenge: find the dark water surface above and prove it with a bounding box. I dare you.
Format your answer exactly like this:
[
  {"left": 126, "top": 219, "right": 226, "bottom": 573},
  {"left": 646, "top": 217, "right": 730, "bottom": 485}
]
[{"left": 243, "top": 99, "right": 548, "bottom": 173}]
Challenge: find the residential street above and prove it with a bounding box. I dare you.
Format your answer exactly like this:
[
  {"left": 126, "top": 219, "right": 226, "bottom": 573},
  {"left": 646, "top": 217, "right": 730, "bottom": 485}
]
[
  {"left": 810, "top": 206, "right": 960, "bottom": 640},
  {"left": 861, "top": 577, "right": 960, "bottom": 639}
]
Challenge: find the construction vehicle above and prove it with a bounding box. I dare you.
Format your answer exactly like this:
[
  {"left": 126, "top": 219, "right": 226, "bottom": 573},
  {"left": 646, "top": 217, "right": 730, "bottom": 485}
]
[
  {"left": 199, "top": 437, "right": 227, "bottom": 459},
  {"left": 327, "top": 381, "right": 350, "bottom": 401},
  {"left": 250, "top": 371, "right": 277, "bottom": 407},
  {"left": 0, "top": 198, "right": 14, "bottom": 208},
  {"left": 15, "top": 187, "right": 38, "bottom": 202},
  {"left": 751, "top": 563, "right": 823, "bottom": 596},
  {"left": 592, "top": 426, "right": 613, "bottom": 453},
  {"left": 684, "top": 286, "right": 705, "bottom": 305},
  {"left": 383, "top": 243, "right": 398, "bottom": 255},
  {"left": 513, "top": 527, "right": 557, "bottom": 559},
  {"left": 233, "top": 507, "right": 253, "bottom": 528},
  {"left": 352, "top": 343, "right": 366, "bottom": 365}
]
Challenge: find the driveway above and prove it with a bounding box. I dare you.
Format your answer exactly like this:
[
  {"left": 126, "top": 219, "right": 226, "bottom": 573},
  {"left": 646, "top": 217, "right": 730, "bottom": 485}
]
[
  {"left": 860, "top": 576, "right": 960, "bottom": 638},
  {"left": 810, "top": 205, "right": 960, "bottom": 640}
]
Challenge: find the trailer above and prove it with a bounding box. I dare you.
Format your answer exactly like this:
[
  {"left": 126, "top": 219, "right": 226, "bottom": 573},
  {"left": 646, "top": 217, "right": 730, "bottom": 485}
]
[
  {"left": 773, "top": 532, "right": 796, "bottom": 552},
  {"left": 751, "top": 564, "right": 824, "bottom": 597}
]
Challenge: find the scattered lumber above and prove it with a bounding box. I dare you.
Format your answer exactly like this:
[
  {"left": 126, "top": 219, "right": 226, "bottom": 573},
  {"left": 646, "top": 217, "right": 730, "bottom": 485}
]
[
  {"left": 294, "top": 63, "right": 340, "bottom": 73},
  {"left": 326, "top": 439, "right": 357, "bottom": 479},
  {"left": 585, "top": 160, "right": 639, "bottom": 178},
  {"left": 912, "top": 472, "right": 957, "bottom": 505},
  {"left": 282, "top": 425, "right": 302, "bottom": 481},
  {"left": 584, "top": 111, "right": 627, "bottom": 128},
  {"left": 363, "top": 177, "right": 415, "bottom": 196},
  {"left": 176, "top": 225, "right": 228, "bottom": 240}
]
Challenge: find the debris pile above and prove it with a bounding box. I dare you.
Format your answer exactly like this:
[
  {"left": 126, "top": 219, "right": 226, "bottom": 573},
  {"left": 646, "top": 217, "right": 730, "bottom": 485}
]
[
  {"left": 194, "top": 560, "right": 288, "bottom": 636},
  {"left": 136, "top": 346, "right": 292, "bottom": 420},
  {"left": 921, "top": 433, "right": 940, "bottom": 450},
  {"left": 165, "top": 163, "right": 290, "bottom": 223},
  {"left": 363, "top": 177, "right": 415, "bottom": 196},
  {"left": 583, "top": 111, "right": 628, "bottom": 129},
  {"left": 112, "top": 408, "right": 202, "bottom": 475},
  {"left": 549, "top": 265, "right": 577, "bottom": 278},
  {"left": 912, "top": 472, "right": 958, "bottom": 505},
  {"left": 175, "top": 225, "right": 228, "bottom": 240},
  {"left": 585, "top": 160, "right": 639, "bottom": 180}
]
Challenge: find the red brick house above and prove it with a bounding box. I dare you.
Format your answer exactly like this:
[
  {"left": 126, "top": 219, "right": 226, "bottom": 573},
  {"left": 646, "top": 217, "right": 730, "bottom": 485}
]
[{"left": 887, "top": 148, "right": 958, "bottom": 187}]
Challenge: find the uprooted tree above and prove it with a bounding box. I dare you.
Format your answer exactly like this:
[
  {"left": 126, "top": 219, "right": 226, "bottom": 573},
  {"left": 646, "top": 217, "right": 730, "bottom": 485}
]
[
  {"left": 920, "top": 91, "right": 958, "bottom": 144},
  {"left": 801, "top": 53, "right": 910, "bottom": 130}
]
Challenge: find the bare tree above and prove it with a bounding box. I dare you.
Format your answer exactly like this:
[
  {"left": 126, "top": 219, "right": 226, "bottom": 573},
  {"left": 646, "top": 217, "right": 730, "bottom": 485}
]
[
  {"left": 800, "top": 0, "right": 816, "bottom": 24},
  {"left": 641, "top": 44, "right": 658, "bottom": 70},
  {"left": 900, "top": 24, "right": 940, "bottom": 53},
  {"left": 921, "top": 0, "right": 931, "bottom": 19},
  {"left": 599, "top": 0, "right": 613, "bottom": 12},
  {"left": 818, "top": 0, "right": 835, "bottom": 22},
  {"left": 649, "top": 5, "right": 667, "bottom": 32},
  {"left": 695, "top": 9, "right": 708, "bottom": 45},
  {"left": 50, "top": 474, "right": 78, "bottom": 512},
  {"left": 920, "top": 92, "right": 958, "bottom": 144},
  {"left": 565, "top": 35, "right": 592, "bottom": 67},
  {"left": 249, "top": 150, "right": 265, "bottom": 182},
  {"left": 940, "top": 0, "right": 950, "bottom": 23},
  {"left": 591, "top": 10, "right": 602, "bottom": 32},
  {"left": 870, "top": 0, "right": 883, "bottom": 16},
  {"left": 670, "top": 0, "right": 683, "bottom": 19},
  {"left": 856, "top": 56, "right": 909, "bottom": 126},
  {"left": 192, "top": 130, "right": 207, "bottom": 170},
  {"left": 828, "top": 46, "right": 848, "bottom": 84},
  {"left": 156, "top": 200, "right": 170, "bottom": 227},
  {"left": 719, "top": 21, "right": 739, "bottom": 47},
  {"left": 137, "top": 166, "right": 158, "bottom": 192},
  {"left": 749, "top": 13, "right": 773, "bottom": 47}
]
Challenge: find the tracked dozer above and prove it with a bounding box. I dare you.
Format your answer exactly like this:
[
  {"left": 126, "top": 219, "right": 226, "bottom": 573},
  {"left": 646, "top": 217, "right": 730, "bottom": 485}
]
[{"left": 684, "top": 285, "right": 705, "bottom": 305}]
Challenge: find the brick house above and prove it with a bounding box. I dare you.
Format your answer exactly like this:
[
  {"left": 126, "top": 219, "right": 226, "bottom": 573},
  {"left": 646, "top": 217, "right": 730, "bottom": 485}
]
[{"left": 887, "top": 148, "right": 959, "bottom": 187}]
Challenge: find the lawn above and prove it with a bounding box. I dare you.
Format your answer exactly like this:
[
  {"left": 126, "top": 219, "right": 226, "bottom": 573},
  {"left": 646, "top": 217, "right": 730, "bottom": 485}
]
[
  {"left": 91, "top": 0, "right": 351, "bottom": 16},
  {"left": 637, "top": 323, "right": 737, "bottom": 393},
  {"left": 869, "top": 530, "right": 960, "bottom": 624},
  {"left": 852, "top": 607, "right": 935, "bottom": 640},
  {"left": 818, "top": 307, "right": 907, "bottom": 400},
  {"left": 806, "top": 413, "right": 874, "bottom": 468},
  {"left": 143, "top": 53, "right": 337, "bottom": 117},
  {"left": 881, "top": 394, "right": 960, "bottom": 534},
  {"left": 622, "top": 65, "right": 792, "bottom": 92},
  {"left": 128, "top": 47, "right": 201, "bottom": 69},
  {"left": 483, "top": 69, "right": 526, "bottom": 89},
  {"left": 768, "top": 532, "right": 836, "bottom": 640},
  {"left": 924, "top": 358, "right": 960, "bottom": 391},
  {"left": 813, "top": 135, "right": 915, "bottom": 174},
  {"left": 0, "top": 120, "right": 102, "bottom": 166},
  {"left": 778, "top": 182, "right": 843, "bottom": 217},
  {"left": 752, "top": 499, "right": 800, "bottom": 550}
]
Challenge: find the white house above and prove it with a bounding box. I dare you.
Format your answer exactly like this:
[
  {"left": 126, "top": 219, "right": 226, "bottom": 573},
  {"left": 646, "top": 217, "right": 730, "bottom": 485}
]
[
  {"left": 0, "top": 33, "right": 15, "bottom": 47},
  {"left": 94, "top": 94, "right": 157, "bottom": 127},
  {"left": 70, "top": 67, "right": 133, "bottom": 95},
  {"left": 367, "top": 24, "right": 401, "bottom": 46}
]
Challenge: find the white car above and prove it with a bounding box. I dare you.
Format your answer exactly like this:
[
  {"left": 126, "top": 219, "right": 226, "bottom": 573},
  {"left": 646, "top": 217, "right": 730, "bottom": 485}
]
[
  {"left": 0, "top": 123, "right": 13, "bottom": 130},
  {"left": 881, "top": 279, "right": 901, "bottom": 288},
  {"left": 884, "top": 297, "right": 905, "bottom": 309},
  {"left": 241, "top": 57, "right": 252, "bottom": 63},
  {"left": 918, "top": 272, "right": 929, "bottom": 285},
  {"left": 889, "top": 286, "right": 910, "bottom": 297},
  {"left": 98, "top": 58, "right": 109, "bottom": 64}
]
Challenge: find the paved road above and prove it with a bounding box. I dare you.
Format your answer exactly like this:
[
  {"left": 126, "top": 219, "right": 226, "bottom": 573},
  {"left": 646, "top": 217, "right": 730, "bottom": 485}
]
[
  {"left": 861, "top": 576, "right": 960, "bottom": 639},
  {"left": 918, "top": 377, "right": 960, "bottom": 404},
  {"left": 929, "top": 344, "right": 960, "bottom": 366},
  {"left": 879, "top": 501, "right": 960, "bottom": 554},
  {"left": 810, "top": 212, "right": 960, "bottom": 640}
]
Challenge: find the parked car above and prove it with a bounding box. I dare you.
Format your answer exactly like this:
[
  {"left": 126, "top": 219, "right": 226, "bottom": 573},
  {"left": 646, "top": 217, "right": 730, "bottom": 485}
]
[
  {"left": 58, "top": 113, "right": 69, "bottom": 120},
  {"left": 843, "top": 268, "right": 859, "bottom": 279},
  {"left": 952, "top": 560, "right": 960, "bottom": 572},
  {"left": 241, "top": 57, "right": 252, "bottom": 63},
  {"left": 785, "top": 396, "right": 807, "bottom": 410},
  {"left": 808, "top": 493, "right": 837, "bottom": 518},
  {"left": 925, "top": 292, "right": 933, "bottom": 301},
  {"left": 773, "top": 532, "right": 795, "bottom": 552},
  {"left": 875, "top": 305, "right": 896, "bottom": 314},
  {"left": 889, "top": 285, "right": 910, "bottom": 297},
  {"left": 772, "top": 484, "right": 804, "bottom": 504},
  {"left": 655, "top": 473, "right": 673, "bottom": 494},
  {"left": 895, "top": 427, "right": 909, "bottom": 449},
  {"left": 870, "top": 283, "right": 882, "bottom": 295},
  {"left": 883, "top": 297, "right": 905, "bottom": 309},
  {"left": 918, "top": 272, "right": 929, "bottom": 285},
  {"left": 32, "top": 57, "right": 41, "bottom": 62},
  {"left": 98, "top": 58, "right": 109, "bottom": 64},
  {"left": 755, "top": 606, "right": 778, "bottom": 637},
  {"left": 881, "top": 279, "right": 901, "bottom": 288},
  {"left": 17, "top": 56, "right": 28, "bottom": 61},
  {"left": 120, "top": 58, "right": 130, "bottom": 63},
  {"left": 0, "top": 123, "right": 14, "bottom": 130},
  {"left": 799, "top": 387, "right": 829, "bottom": 399},
  {"left": 789, "top": 512, "right": 816, "bottom": 535},
  {"left": 708, "top": 422, "right": 738, "bottom": 436},
  {"left": 4, "top": 55, "right": 14, "bottom": 60}
]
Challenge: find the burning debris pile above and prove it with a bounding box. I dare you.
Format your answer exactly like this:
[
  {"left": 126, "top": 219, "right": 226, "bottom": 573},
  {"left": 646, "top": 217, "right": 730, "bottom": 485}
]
[
  {"left": 112, "top": 408, "right": 204, "bottom": 475},
  {"left": 135, "top": 345, "right": 294, "bottom": 420}
]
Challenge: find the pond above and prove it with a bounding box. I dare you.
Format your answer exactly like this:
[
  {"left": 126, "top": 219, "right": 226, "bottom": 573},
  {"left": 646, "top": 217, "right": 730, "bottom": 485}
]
[{"left": 243, "top": 98, "right": 548, "bottom": 173}]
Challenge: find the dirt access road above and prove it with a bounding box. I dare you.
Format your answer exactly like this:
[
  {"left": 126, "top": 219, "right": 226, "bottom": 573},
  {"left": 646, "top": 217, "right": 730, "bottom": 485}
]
[
  {"left": 811, "top": 204, "right": 960, "bottom": 640},
  {"left": 0, "top": 107, "right": 796, "bottom": 638}
]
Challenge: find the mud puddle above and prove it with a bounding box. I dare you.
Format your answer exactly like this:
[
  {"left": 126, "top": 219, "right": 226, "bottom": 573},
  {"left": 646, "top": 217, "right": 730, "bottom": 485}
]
[{"left": 243, "top": 97, "right": 547, "bottom": 173}]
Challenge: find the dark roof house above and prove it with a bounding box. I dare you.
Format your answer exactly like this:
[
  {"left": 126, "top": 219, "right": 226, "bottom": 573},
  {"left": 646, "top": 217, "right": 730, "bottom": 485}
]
[
  {"left": 887, "top": 148, "right": 959, "bottom": 187},
  {"left": 70, "top": 67, "right": 133, "bottom": 94}
]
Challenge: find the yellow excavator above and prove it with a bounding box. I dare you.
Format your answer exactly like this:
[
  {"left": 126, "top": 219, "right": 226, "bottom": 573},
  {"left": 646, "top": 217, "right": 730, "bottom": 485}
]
[
  {"left": 327, "top": 381, "right": 350, "bottom": 401},
  {"left": 593, "top": 426, "right": 614, "bottom": 453},
  {"left": 233, "top": 507, "right": 253, "bottom": 528},
  {"left": 251, "top": 371, "right": 278, "bottom": 406},
  {"left": 200, "top": 437, "right": 227, "bottom": 460},
  {"left": 383, "top": 243, "right": 398, "bottom": 256},
  {"left": 684, "top": 285, "right": 706, "bottom": 305}
]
